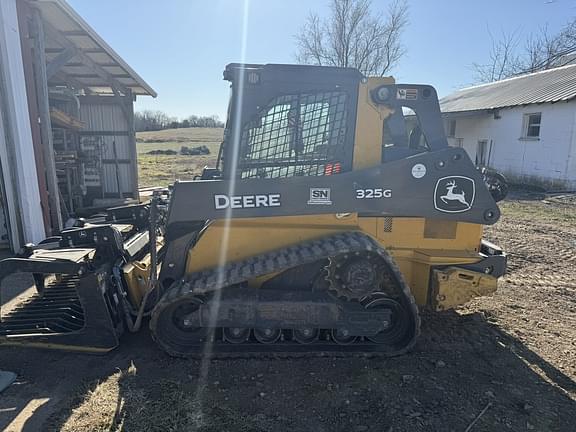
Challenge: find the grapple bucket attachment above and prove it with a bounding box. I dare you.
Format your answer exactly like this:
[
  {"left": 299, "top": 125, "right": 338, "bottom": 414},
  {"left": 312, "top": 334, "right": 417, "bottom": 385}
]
[{"left": 0, "top": 249, "right": 121, "bottom": 353}]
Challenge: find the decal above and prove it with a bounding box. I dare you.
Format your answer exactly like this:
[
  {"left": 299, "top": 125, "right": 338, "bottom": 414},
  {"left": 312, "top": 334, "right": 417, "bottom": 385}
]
[
  {"left": 396, "top": 88, "right": 418, "bottom": 100},
  {"left": 434, "top": 176, "right": 475, "bottom": 213},
  {"left": 411, "top": 163, "right": 426, "bottom": 179},
  {"left": 247, "top": 72, "right": 260, "bottom": 84},
  {"left": 214, "top": 193, "right": 281, "bottom": 210},
  {"left": 356, "top": 188, "right": 392, "bottom": 199},
  {"left": 307, "top": 188, "right": 332, "bottom": 205}
]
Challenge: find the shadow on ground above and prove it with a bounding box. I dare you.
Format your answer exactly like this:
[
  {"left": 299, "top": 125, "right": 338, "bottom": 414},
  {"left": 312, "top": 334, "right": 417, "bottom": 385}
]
[{"left": 0, "top": 310, "right": 573, "bottom": 432}]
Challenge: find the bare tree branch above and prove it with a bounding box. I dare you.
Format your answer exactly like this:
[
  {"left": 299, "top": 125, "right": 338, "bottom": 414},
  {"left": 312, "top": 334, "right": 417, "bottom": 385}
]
[
  {"left": 473, "top": 18, "right": 576, "bottom": 83},
  {"left": 472, "top": 28, "right": 520, "bottom": 83},
  {"left": 294, "top": 0, "right": 409, "bottom": 76}
]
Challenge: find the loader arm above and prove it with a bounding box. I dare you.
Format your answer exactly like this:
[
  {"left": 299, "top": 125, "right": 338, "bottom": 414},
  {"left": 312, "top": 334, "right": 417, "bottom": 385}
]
[{"left": 167, "top": 146, "right": 499, "bottom": 229}]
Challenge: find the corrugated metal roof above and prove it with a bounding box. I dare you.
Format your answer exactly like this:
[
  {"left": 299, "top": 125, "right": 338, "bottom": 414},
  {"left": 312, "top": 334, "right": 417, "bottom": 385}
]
[
  {"left": 439, "top": 64, "right": 576, "bottom": 113},
  {"left": 34, "top": 0, "right": 157, "bottom": 97}
]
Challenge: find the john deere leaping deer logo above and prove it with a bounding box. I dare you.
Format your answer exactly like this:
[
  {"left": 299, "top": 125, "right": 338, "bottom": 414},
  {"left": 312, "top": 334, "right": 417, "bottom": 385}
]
[
  {"left": 441, "top": 180, "right": 470, "bottom": 206},
  {"left": 434, "top": 176, "right": 476, "bottom": 213}
]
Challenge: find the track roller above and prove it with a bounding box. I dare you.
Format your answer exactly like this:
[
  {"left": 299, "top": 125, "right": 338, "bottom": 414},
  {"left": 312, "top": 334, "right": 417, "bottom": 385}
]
[
  {"left": 331, "top": 328, "right": 357, "bottom": 345},
  {"left": 254, "top": 328, "right": 282, "bottom": 344},
  {"left": 223, "top": 327, "right": 250, "bottom": 344},
  {"left": 292, "top": 327, "right": 319, "bottom": 344}
]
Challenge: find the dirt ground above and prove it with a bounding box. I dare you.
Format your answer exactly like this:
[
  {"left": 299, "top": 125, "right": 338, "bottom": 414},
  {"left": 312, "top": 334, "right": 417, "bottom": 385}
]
[{"left": 0, "top": 196, "right": 574, "bottom": 432}]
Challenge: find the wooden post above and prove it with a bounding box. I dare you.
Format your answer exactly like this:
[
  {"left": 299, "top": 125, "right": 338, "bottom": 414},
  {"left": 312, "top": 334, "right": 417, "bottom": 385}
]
[
  {"left": 30, "top": 7, "right": 62, "bottom": 232},
  {"left": 45, "top": 45, "right": 77, "bottom": 80},
  {"left": 126, "top": 91, "right": 139, "bottom": 201},
  {"left": 15, "top": 0, "right": 50, "bottom": 236},
  {"left": 113, "top": 88, "right": 139, "bottom": 200}
]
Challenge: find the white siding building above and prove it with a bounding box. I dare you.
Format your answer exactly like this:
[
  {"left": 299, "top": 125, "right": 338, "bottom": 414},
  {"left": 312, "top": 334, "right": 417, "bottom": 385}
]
[{"left": 440, "top": 65, "right": 576, "bottom": 190}]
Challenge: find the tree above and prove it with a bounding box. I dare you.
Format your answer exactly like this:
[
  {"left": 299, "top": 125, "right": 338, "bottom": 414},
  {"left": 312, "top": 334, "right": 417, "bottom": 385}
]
[
  {"left": 134, "top": 112, "right": 224, "bottom": 131},
  {"left": 473, "top": 19, "right": 576, "bottom": 83},
  {"left": 134, "top": 110, "right": 172, "bottom": 131},
  {"left": 295, "top": 0, "right": 409, "bottom": 76},
  {"left": 472, "top": 29, "right": 521, "bottom": 83},
  {"left": 522, "top": 22, "right": 576, "bottom": 72}
]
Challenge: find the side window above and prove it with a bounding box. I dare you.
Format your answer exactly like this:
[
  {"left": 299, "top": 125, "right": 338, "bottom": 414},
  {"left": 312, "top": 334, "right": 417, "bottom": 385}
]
[
  {"left": 522, "top": 113, "right": 541, "bottom": 139},
  {"left": 238, "top": 91, "right": 348, "bottom": 178},
  {"left": 382, "top": 107, "right": 429, "bottom": 158}
]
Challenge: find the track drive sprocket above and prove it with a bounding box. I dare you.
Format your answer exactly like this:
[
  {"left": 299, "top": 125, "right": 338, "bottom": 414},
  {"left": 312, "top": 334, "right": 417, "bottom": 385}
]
[{"left": 326, "top": 251, "right": 400, "bottom": 301}]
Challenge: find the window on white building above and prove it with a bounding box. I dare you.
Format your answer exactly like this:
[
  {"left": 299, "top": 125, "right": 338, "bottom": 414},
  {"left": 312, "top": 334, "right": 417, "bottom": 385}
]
[
  {"left": 447, "top": 119, "right": 457, "bottom": 137},
  {"left": 522, "top": 113, "right": 541, "bottom": 139}
]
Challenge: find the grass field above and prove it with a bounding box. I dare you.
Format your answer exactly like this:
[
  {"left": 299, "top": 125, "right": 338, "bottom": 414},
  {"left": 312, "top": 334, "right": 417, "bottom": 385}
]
[{"left": 136, "top": 127, "right": 223, "bottom": 187}]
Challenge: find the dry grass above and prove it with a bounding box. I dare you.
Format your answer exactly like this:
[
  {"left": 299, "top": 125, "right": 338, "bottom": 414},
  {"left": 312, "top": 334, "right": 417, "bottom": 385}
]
[
  {"left": 137, "top": 127, "right": 222, "bottom": 145},
  {"left": 54, "top": 362, "right": 268, "bottom": 432},
  {"left": 57, "top": 363, "right": 140, "bottom": 432},
  {"left": 56, "top": 362, "right": 201, "bottom": 432},
  {"left": 499, "top": 195, "right": 576, "bottom": 222},
  {"left": 137, "top": 128, "right": 223, "bottom": 187}
]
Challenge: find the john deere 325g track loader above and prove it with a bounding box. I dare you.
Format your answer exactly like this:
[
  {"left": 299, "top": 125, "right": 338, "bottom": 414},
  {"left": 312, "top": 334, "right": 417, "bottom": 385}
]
[{"left": 0, "top": 63, "right": 506, "bottom": 357}]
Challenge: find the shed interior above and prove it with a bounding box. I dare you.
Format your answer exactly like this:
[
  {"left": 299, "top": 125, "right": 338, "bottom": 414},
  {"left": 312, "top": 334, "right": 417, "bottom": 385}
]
[{"left": 13, "top": 0, "right": 155, "bottom": 237}]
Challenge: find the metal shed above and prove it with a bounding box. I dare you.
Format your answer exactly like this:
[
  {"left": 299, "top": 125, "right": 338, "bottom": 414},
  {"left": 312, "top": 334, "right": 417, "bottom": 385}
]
[{"left": 0, "top": 0, "right": 156, "bottom": 252}]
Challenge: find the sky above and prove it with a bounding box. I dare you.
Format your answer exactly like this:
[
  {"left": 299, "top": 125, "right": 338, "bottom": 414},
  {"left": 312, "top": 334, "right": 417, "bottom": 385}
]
[{"left": 68, "top": 0, "right": 575, "bottom": 120}]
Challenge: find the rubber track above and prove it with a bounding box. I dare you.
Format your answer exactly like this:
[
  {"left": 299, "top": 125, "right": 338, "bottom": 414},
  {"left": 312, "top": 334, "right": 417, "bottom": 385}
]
[{"left": 150, "top": 231, "right": 421, "bottom": 359}]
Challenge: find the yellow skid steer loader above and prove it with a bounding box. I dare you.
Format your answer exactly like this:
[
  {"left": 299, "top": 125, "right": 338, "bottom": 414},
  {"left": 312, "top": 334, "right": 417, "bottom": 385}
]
[{"left": 0, "top": 64, "right": 506, "bottom": 357}]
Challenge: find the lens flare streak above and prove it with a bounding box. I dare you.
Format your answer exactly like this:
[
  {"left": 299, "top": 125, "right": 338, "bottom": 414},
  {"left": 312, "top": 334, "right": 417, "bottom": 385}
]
[{"left": 193, "top": 0, "right": 251, "bottom": 412}]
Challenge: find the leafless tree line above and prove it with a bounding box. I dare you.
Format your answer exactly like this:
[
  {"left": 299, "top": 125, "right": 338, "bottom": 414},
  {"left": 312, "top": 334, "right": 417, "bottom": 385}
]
[
  {"left": 295, "top": 0, "right": 409, "bottom": 76},
  {"left": 134, "top": 110, "right": 224, "bottom": 132},
  {"left": 473, "top": 19, "right": 576, "bottom": 83}
]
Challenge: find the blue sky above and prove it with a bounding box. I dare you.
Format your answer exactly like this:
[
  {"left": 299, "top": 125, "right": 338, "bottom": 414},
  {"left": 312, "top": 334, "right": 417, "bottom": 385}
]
[{"left": 68, "top": 0, "right": 574, "bottom": 120}]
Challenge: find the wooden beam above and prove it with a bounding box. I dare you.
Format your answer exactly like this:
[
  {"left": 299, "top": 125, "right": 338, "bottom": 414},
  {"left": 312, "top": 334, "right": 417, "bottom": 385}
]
[
  {"left": 61, "top": 30, "right": 89, "bottom": 36},
  {"left": 50, "top": 70, "right": 92, "bottom": 94},
  {"left": 30, "top": 8, "right": 63, "bottom": 232},
  {"left": 45, "top": 45, "right": 77, "bottom": 79},
  {"left": 101, "top": 159, "right": 133, "bottom": 164},
  {"left": 60, "top": 61, "right": 118, "bottom": 68},
  {"left": 41, "top": 17, "right": 130, "bottom": 95},
  {"left": 112, "top": 87, "right": 131, "bottom": 120},
  {"left": 16, "top": 0, "right": 51, "bottom": 236},
  {"left": 60, "top": 73, "right": 132, "bottom": 79},
  {"left": 79, "top": 131, "right": 130, "bottom": 136},
  {"left": 45, "top": 47, "right": 104, "bottom": 54},
  {"left": 125, "top": 89, "right": 139, "bottom": 199}
]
